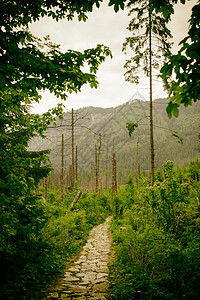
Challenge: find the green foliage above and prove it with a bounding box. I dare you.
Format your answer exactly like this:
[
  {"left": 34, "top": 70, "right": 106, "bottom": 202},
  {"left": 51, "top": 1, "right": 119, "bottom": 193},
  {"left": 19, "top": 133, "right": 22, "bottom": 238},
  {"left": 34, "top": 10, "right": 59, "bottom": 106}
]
[
  {"left": 0, "top": 188, "right": 111, "bottom": 299},
  {"left": 109, "top": 160, "right": 200, "bottom": 299},
  {"left": 109, "top": 0, "right": 126, "bottom": 12},
  {"left": 123, "top": 0, "right": 172, "bottom": 84},
  {"left": 189, "top": 159, "right": 200, "bottom": 181},
  {"left": 124, "top": 0, "right": 199, "bottom": 116},
  {"left": 42, "top": 210, "right": 88, "bottom": 260},
  {"left": 0, "top": 29, "right": 112, "bottom": 101},
  {"left": 154, "top": 168, "right": 164, "bottom": 182},
  {"left": 160, "top": 2, "right": 200, "bottom": 116},
  {"left": 127, "top": 173, "right": 134, "bottom": 185},
  {"left": 74, "top": 192, "right": 110, "bottom": 226},
  {"left": 0, "top": 90, "right": 56, "bottom": 299},
  {"left": 110, "top": 221, "right": 200, "bottom": 299},
  {"left": 0, "top": 0, "right": 127, "bottom": 28},
  {"left": 126, "top": 122, "right": 138, "bottom": 137}
]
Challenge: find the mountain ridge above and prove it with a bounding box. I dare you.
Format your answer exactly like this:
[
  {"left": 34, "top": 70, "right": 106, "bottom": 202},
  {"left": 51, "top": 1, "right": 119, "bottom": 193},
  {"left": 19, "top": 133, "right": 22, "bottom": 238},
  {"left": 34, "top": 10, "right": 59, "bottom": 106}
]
[{"left": 29, "top": 98, "right": 200, "bottom": 186}]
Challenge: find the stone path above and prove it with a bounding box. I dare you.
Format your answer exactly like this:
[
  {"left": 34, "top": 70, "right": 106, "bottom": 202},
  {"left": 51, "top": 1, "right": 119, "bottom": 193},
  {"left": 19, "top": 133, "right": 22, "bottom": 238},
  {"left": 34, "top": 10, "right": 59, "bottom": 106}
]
[{"left": 45, "top": 216, "right": 113, "bottom": 299}]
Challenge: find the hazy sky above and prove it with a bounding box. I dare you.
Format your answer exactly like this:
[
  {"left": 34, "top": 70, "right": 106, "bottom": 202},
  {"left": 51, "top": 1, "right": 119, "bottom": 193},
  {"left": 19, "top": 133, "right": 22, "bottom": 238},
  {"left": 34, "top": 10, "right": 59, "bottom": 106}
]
[{"left": 29, "top": 0, "right": 195, "bottom": 114}]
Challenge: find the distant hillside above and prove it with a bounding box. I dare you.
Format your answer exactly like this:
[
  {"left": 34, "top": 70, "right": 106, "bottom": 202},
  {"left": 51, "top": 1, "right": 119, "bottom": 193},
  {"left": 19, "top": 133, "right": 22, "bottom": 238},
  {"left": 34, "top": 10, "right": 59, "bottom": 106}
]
[{"left": 29, "top": 98, "right": 200, "bottom": 186}]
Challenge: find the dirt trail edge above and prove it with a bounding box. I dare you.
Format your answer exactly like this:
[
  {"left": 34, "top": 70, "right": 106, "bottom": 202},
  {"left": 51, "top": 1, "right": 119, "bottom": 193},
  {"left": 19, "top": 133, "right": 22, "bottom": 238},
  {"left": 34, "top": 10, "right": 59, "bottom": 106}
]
[{"left": 44, "top": 216, "right": 113, "bottom": 299}]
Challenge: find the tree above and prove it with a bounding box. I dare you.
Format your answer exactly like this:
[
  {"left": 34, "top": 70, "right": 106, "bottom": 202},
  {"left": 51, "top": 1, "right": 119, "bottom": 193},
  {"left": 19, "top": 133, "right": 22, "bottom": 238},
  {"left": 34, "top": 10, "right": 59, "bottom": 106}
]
[
  {"left": 160, "top": 1, "right": 200, "bottom": 118},
  {"left": 135, "top": 0, "right": 200, "bottom": 117},
  {"left": 123, "top": 0, "right": 172, "bottom": 185},
  {"left": 0, "top": 90, "right": 58, "bottom": 298}
]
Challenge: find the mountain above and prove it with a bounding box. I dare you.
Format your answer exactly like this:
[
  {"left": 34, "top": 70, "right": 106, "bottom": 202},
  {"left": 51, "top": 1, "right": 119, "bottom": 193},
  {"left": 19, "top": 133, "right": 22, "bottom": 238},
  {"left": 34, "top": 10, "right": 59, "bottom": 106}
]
[{"left": 29, "top": 98, "right": 200, "bottom": 187}]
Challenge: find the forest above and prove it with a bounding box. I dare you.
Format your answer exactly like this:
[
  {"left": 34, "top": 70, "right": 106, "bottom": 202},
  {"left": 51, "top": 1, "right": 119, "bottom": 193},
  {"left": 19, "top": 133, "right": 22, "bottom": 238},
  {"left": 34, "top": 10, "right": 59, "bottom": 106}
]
[
  {"left": 29, "top": 98, "right": 200, "bottom": 190},
  {"left": 0, "top": 0, "right": 200, "bottom": 299}
]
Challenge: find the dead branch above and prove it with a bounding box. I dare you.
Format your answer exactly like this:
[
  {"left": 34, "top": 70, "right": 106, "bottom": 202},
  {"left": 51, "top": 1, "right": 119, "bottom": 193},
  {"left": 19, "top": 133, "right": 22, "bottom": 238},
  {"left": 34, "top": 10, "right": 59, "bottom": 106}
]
[{"left": 67, "top": 190, "right": 82, "bottom": 212}]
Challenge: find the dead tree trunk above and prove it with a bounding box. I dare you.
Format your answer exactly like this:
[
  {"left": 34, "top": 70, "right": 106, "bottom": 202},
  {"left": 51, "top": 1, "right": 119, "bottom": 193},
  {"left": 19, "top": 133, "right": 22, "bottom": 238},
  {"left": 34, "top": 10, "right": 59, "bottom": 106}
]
[
  {"left": 136, "top": 138, "right": 139, "bottom": 187},
  {"left": 61, "top": 133, "right": 64, "bottom": 201},
  {"left": 105, "top": 143, "right": 108, "bottom": 190},
  {"left": 44, "top": 177, "right": 48, "bottom": 199},
  {"left": 149, "top": 4, "right": 154, "bottom": 186},
  {"left": 94, "top": 134, "right": 102, "bottom": 193},
  {"left": 191, "top": 185, "right": 200, "bottom": 213},
  {"left": 112, "top": 152, "right": 117, "bottom": 194},
  {"left": 67, "top": 190, "right": 82, "bottom": 212},
  {"left": 95, "top": 145, "right": 98, "bottom": 193},
  {"left": 97, "top": 133, "right": 101, "bottom": 178},
  {"left": 71, "top": 108, "right": 75, "bottom": 188},
  {"left": 75, "top": 145, "right": 78, "bottom": 182}
]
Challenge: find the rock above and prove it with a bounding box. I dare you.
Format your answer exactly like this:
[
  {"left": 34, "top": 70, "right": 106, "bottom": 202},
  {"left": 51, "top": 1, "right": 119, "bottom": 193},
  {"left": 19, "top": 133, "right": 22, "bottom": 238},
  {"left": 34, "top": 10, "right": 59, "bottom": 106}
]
[
  {"left": 48, "top": 291, "right": 59, "bottom": 298},
  {"left": 96, "top": 273, "right": 108, "bottom": 279}
]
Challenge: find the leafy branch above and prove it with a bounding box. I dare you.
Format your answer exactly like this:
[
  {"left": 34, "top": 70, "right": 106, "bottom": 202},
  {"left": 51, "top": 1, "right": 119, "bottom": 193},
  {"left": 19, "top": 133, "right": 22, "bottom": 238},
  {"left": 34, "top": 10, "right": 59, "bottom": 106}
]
[{"left": 126, "top": 115, "right": 183, "bottom": 144}]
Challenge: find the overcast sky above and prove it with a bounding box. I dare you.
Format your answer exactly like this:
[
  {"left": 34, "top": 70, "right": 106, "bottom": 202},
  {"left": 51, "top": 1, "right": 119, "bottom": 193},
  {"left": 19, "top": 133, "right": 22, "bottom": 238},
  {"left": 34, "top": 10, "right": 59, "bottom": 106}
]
[{"left": 29, "top": 0, "right": 195, "bottom": 114}]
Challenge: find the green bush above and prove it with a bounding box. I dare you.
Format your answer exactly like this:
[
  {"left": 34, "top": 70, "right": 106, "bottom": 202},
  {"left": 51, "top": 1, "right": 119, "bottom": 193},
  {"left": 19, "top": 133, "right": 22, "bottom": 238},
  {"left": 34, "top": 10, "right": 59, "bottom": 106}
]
[
  {"left": 109, "top": 160, "right": 200, "bottom": 300},
  {"left": 0, "top": 188, "right": 111, "bottom": 299},
  {"left": 74, "top": 192, "right": 110, "bottom": 226}
]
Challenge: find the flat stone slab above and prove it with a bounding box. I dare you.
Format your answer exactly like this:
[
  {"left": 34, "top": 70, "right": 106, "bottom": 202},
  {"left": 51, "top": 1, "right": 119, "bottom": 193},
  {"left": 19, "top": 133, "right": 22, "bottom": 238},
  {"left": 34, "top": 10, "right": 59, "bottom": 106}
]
[
  {"left": 63, "top": 277, "right": 80, "bottom": 283},
  {"left": 68, "top": 267, "right": 80, "bottom": 272},
  {"left": 96, "top": 273, "right": 108, "bottom": 279}
]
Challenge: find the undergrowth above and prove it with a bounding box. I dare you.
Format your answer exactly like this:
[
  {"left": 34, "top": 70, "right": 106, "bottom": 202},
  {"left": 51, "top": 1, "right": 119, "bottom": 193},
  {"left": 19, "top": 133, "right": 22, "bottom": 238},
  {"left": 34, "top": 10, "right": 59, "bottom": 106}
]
[
  {"left": 108, "top": 160, "right": 200, "bottom": 300},
  {"left": 0, "top": 186, "right": 111, "bottom": 299}
]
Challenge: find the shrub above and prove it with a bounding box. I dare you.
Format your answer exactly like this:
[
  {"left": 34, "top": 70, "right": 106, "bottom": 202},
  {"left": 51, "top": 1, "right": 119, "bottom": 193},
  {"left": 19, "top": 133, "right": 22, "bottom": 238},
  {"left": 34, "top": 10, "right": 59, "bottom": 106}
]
[{"left": 109, "top": 161, "right": 200, "bottom": 299}]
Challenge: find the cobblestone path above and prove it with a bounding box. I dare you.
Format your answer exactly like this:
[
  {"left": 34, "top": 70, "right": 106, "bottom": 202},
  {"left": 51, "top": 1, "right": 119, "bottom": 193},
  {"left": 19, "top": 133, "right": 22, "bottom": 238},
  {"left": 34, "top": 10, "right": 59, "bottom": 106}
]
[{"left": 44, "top": 216, "right": 113, "bottom": 299}]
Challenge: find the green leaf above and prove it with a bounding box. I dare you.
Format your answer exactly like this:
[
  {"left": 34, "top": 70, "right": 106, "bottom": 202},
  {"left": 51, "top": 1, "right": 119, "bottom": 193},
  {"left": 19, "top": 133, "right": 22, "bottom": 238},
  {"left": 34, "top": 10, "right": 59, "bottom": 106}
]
[
  {"left": 172, "top": 105, "right": 180, "bottom": 118},
  {"left": 126, "top": 122, "right": 138, "bottom": 137},
  {"left": 172, "top": 132, "right": 183, "bottom": 144},
  {"left": 78, "top": 13, "right": 88, "bottom": 22},
  {"left": 108, "top": 0, "right": 115, "bottom": 7},
  {"left": 90, "top": 81, "right": 98, "bottom": 89},
  {"left": 166, "top": 102, "right": 179, "bottom": 119},
  {"left": 108, "top": 0, "right": 125, "bottom": 12},
  {"left": 161, "top": 63, "right": 173, "bottom": 78}
]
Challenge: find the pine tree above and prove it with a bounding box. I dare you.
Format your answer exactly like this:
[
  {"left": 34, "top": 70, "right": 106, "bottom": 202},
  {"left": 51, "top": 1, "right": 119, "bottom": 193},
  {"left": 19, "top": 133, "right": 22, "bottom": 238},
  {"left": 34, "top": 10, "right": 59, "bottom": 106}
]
[{"left": 123, "top": 0, "right": 172, "bottom": 185}]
